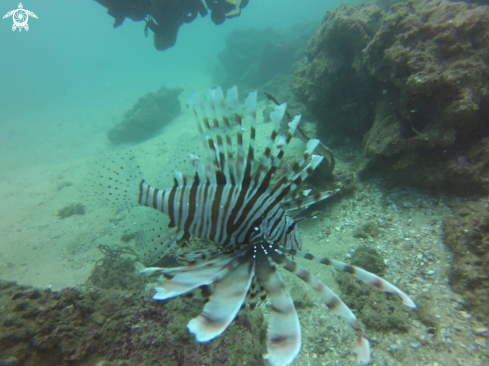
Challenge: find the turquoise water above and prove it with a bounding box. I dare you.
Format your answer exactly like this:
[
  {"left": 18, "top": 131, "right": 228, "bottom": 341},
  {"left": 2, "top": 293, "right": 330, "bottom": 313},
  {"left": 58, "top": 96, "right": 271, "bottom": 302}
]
[
  {"left": 2, "top": 1, "right": 488, "bottom": 365},
  {"left": 1, "top": 0, "right": 341, "bottom": 124},
  {"left": 0, "top": 0, "right": 347, "bottom": 169}
]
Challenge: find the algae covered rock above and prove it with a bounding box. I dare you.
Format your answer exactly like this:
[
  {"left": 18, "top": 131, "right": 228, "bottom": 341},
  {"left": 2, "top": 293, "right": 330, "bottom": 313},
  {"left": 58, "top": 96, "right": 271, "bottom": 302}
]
[
  {"left": 290, "top": 2, "right": 384, "bottom": 139},
  {"left": 216, "top": 23, "right": 317, "bottom": 90},
  {"left": 291, "top": 0, "right": 489, "bottom": 193},
  {"left": 0, "top": 279, "right": 266, "bottom": 365},
  {"left": 107, "top": 86, "right": 182, "bottom": 144},
  {"left": 443, "top": 198, "right": 489, "bottom": 321}
]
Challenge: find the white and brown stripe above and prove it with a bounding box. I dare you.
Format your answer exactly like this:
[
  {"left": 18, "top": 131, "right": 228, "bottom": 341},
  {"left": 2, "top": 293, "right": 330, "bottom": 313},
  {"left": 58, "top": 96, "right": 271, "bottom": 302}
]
[
  {"left": 137, "top": 87, "right": 330, "bottom": 257},
  {"left": 138, "top": 87, "right": 416, "bottom": 366}
]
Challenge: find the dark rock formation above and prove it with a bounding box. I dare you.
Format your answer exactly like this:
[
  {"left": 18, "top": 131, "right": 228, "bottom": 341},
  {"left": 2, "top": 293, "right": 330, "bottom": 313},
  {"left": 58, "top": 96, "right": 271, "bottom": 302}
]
[
  {"left": 291, "top": 0, "right": 489, "bottom": 193},
  {"left": 290, "top": 2, "right": 384, "bottom": 139},
  {"left": 107, "top": 86, "right": 182, "bottom": 144},
  {"left": 443, "top": 199, "right": 489, "bottom": 322},
  {"left": 216, "top": 23, "right": 317, "bottom": 92},
  {"left": 0, "top": 280, "right": 266, "bottom": 365}
]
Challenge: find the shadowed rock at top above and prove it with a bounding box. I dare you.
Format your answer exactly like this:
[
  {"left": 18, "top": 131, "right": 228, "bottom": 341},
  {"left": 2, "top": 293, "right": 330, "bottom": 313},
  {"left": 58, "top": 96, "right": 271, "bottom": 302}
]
[
  {"left": 290, "top": 0, "right": 489, "bottom": 194},
  {"left": 216, "top": 23, "right": 317, "bottom": 91},
  {"left": 107, "top": 86, "right": 182, "bottom": 144}
]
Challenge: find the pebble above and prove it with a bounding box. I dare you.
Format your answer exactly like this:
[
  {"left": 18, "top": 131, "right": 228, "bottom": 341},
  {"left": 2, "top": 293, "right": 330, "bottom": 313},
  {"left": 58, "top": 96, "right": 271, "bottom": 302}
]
[
  {"left": 410, "top": 342, "right": 421, "bottom": 349},
  {"left": 473, "top": 327, "right": 489, "bottom": 335},
  {"left": 475, "top": 338, "right": 487, "bottom": 348}
]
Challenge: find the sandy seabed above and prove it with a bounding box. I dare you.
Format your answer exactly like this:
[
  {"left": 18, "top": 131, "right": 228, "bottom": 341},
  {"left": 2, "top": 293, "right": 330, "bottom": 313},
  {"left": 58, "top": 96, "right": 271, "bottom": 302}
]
[{"left": 1, "top": 84, "right": 488, "bottom": 365}]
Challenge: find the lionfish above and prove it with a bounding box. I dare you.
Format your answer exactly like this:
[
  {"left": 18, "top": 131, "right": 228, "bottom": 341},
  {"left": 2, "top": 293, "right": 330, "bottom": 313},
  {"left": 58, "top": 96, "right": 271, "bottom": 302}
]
[{"left": 136, "top": 86, "right": 415, "bottom": 365}]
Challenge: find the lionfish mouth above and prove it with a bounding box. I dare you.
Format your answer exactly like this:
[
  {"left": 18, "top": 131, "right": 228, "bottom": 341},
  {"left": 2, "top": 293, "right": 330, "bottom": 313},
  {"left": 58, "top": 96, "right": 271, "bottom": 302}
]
[{"left": 137, "top": 86, "right": 416, "bottom": 366}]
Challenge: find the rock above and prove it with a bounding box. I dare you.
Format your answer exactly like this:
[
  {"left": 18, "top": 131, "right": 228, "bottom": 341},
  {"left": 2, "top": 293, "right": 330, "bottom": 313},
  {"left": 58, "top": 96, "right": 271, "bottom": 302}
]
[
  {"left": 216, "top": 23, "right": 317, "bottom": 91},
  {"left": 291, "top": 0, "right": 489, "bottom": 194},
  {"left": 0, "top": 280, "right": 266, "bottom": 365},
  {"left": 290, "top": 2, "right": 384, "bottom": 139},
  {"left": 107, "top": 86, "right": 182, "bottom": 144},
  {"left": 443, "top": 198, "right": 489, "bottom": 322}
]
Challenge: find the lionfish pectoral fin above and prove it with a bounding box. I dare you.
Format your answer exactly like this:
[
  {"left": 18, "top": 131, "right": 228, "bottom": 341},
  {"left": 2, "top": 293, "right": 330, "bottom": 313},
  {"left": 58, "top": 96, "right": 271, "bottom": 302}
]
[
  {"left": 261, "top": 264, "right": 301, "bottom": 366},
  {"left": 354, "top": 336, "right": 371, "bottom": 364},
  {"left": 153, "top": 266, "right": 231, "bottom": 300},
  {"left": 188, "top": 258, "right": 255, "bottom": 342},
  {"left": 340, "top": 261, "right": 416, "bottom": 309},
  {"left": 278, "top": 247, "right": 417, "bottom": 309},
  {"left": 141, "top": 254, "right": 240, "bottom": 300},
  {"left": 176, "top": 248, "right": 222, "bottom": 264},
  {"left": 270, "top": 250, "right": 369, "bottom": 362}
]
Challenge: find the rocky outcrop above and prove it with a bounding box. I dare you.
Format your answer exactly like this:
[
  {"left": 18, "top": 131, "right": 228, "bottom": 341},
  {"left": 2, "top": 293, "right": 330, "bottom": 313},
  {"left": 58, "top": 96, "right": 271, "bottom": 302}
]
[
  {"left": 0, "top": 280, "right": 266, "bottom": 365},
  {"left": 216, "top": 23, "right": 317, "bottom": 91},
  {"left": 291, "top": 0, "right": 489, "bottom": 193},
  {"left": 107, "top": 86, "right": 182, "bottom": 144},
  {"left": 290, "top": 2, "right": 384, "bottom": 139}
]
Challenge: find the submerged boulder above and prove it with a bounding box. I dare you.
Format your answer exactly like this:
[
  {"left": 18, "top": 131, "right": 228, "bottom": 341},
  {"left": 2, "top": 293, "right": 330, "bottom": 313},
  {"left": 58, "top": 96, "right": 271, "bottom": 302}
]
[
  {"left": 216, "top": 23, "right": 317, "bottom": 91},
  {"left": 291, "top": 0, "right": 489, "bottom": 193},
  {"left": 107, "top": 86, "right": 182, "bottom": 144},
  {"left": 290, "top": 2, "right": 384, "bottom": 139}
]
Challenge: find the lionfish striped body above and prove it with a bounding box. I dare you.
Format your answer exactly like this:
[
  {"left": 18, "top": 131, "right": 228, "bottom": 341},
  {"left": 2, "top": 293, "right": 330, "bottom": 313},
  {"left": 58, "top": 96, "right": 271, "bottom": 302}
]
[{"left": 139, "top": 86, "right": 415, "bottom": 365}]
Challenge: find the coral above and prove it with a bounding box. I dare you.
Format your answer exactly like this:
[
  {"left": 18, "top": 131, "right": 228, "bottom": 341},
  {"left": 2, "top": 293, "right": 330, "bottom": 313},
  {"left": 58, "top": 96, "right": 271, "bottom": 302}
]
[
  {"left": 443, "top": 198, "right": 489, "bottom": 321},
  {"left": 107, "top": 86, "right": 182, "bottom": 144},
  {"left": 57, "top": 203, "right": 86, "bottom": 218},
  {"left": 291, "top": 0, "right": 489, "bottom": 193}
]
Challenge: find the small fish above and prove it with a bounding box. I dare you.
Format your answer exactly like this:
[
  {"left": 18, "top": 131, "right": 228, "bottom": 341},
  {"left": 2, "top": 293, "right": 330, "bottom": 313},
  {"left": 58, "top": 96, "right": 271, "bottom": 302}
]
[{"left": 138, "top": 86, "right": 416, "bottom": 365}]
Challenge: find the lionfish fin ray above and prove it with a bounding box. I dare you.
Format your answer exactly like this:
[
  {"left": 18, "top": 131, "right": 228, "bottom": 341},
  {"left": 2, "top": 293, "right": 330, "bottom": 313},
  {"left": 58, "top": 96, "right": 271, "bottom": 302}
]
[
  {"left": 260, "top": 261, "right": 301, "bottom": 366},
  {"left": 188, "top": 256, "right": 255, "bottom": 342},
  {"left": 278, "top": 247, "right": 416, "bottom": 309},
  {"left": 281, "top": 189, "right": 340, "bottom": 211},
  {"left": 330, "top": 259, "right": 417, "bottom": 308},
  {"left": 142, "top": 253, "right": 240, "bottom": 300},
  {"left": 270, "top": 249, "right": 368, "bottom": 361}
]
